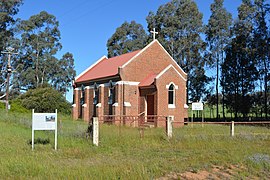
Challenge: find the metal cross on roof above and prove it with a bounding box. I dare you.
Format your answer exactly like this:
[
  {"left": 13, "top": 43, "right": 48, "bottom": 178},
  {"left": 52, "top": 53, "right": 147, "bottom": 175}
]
[{"left": 150, "top": 28, "right": 158, "bottom": 41}]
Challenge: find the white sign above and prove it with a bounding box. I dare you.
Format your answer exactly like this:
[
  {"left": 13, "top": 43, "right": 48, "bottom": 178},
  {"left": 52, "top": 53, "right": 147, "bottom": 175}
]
[
  {"left": 32, "top": 113, "right": 57, "bottom": 130},
  {"left": 192, "top": 102, "right": 204, "bottom": 110},
  {"left": 32, "top": 109, "right": 57, "bottom": 150}
]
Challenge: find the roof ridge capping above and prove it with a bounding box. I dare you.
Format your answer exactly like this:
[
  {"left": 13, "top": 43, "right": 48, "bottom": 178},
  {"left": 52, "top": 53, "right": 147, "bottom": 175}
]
[
  {"left": 75, "top": 55, "right": 107, "bottom": 81},
  {"left": 120, "top": 39, "right": 187, "bottom": 76}
]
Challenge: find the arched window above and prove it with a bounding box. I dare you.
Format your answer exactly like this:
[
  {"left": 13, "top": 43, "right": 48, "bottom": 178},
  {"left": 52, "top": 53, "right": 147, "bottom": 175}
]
[
  {"left": 168, "top": 84, "right": 175, "bottom": 105},
  {"left": 93, "top": 83, "right": 99, "bottom": 104},
  {"left": 80, "top": 84, "right": 85, "bottom": 105},
  {"left": 108, "top": 81, "right": 115, "bottom": 104}
]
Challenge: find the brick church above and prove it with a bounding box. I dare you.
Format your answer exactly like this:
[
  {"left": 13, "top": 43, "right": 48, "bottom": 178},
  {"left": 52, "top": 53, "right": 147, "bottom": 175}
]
[{"left": 72, "top": 40, "right": 188, "bottom": 126}]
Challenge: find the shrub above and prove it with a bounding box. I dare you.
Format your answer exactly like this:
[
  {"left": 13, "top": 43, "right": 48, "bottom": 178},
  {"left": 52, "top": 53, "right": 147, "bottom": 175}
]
[
  {"left": 17, "top": 87, "right": 71, "bottom": 114},
  {"left": 10, "top": 99, "right": 30, "bottom": 113}
]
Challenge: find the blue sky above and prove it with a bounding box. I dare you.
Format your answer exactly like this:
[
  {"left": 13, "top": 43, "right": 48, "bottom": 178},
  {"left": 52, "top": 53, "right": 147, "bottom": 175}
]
[{"left": 16, "top": 0, "right": 242, "bottom": 102}]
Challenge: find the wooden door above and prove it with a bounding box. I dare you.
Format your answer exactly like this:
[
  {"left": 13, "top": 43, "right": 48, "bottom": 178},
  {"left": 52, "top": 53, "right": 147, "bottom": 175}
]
[{"left": 147, "top": 95, "right": 155, "bottom": 116}]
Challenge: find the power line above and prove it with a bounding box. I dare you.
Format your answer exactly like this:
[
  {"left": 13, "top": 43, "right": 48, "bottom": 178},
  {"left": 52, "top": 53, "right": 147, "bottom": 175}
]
[
  {"left": 60, "top": 0, "right": 117, "bottom": 27},
  {"left": 58, "top": 0, "right": 91, "bottom": 20}
]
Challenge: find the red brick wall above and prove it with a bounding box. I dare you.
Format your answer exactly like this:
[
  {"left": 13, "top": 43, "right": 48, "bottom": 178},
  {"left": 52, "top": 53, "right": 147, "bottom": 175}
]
[
  {"left": 114, "top": 84, "right": 121, "bottom": 116},
  {"left": 80, "top": 87, "right": 95, "bottom": 122},
  {"left": 88, "top": 88, "right": 94, "bottom": 120},
  {"left": 155, "top": 67, "right": 187, "bottom": 127},
  {"left": 96, "top": 85, "right": 104, "bottom": 118},
  {"left": 123, "top": 84, "right": 139, "bottom": 116},
  {"left": 103, "top": 86, "right": 109, "bottom": 115},
  {"left": 121, "top": 41, "right": 187, "bottom": 82},
  {"left": 72, "top": 41, "right": 188, "bottom": 128},
  {"left": 72, "top": 88, "right": 80, "bottom": 120},
  {"left": 82, "top": 87, "right": 90, "bottom": 122}
]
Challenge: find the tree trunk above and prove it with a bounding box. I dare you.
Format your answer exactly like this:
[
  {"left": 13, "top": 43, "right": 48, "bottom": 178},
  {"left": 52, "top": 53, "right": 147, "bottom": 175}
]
[
  {"left": 221, "top": 50, "right": 225, "bottom": 120},
  {"left": 35, "top": 51, "right": 39, "bottom": 88},
  {"left": 216, "top": 52, "right": 219, "bottom": 121},
  {"left": 263, "top": 59, "right": 267, "bottom": 119}
]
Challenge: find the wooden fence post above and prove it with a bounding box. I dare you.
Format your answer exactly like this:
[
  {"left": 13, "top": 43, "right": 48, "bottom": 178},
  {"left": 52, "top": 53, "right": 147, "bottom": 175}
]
[
  {"left": 230, "top": 121, "right": 234, "bottom": 137},
  {"left": 166, "top": 116, "right": 173, "bottom": 138},
  {"left": 93, "top": 117, "right": 99, "bottom": 146}
]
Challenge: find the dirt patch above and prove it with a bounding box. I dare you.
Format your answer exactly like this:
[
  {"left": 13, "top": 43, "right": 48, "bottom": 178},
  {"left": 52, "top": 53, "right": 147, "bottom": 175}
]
[{"left": 156, "top": 165, "right": 248, "bottom": 180}]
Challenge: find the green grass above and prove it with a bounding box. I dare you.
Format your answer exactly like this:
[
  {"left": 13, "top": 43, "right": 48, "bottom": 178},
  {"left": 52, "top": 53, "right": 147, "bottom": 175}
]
[
  {"left": 188, "top": 104, "right": 232, "bottom": 119},
  {"left": 0, "top": 110, "right": 269, "bottom": 179}
]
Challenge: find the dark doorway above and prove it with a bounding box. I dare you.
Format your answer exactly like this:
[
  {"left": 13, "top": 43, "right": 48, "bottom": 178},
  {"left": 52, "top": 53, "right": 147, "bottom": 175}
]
[{"left": 147, "top": 95, "right": 155, "bottom": 116}]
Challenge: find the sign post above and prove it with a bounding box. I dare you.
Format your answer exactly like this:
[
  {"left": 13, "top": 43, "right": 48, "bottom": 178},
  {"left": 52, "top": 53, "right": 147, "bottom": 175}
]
[
  {"left": 191, "top": 102, "right": 204, "bottom": 126},
  {"left": 32, "top": 109, "right": 58, "bottom": 150}
]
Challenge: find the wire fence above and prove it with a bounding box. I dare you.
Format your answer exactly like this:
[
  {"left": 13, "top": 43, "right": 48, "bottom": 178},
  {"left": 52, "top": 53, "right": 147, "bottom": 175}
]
[{"left": 93, "top": 116, "right": 270, "bottom": 140}]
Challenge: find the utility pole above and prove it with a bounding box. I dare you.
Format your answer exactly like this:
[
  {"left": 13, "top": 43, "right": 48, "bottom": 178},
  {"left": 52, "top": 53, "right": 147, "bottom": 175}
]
[{"left": 1, "top": 47, "right": 18, "bottom": 112}]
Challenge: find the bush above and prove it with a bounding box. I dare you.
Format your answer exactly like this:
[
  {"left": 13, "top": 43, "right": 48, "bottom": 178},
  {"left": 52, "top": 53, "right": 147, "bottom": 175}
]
[
  {"left": 10, "top": 99, "right": 30, "bottom": 113},
  {"left": 17, "top": 87, "right": 71, "bottom": 114},
  {"left": 0, "top": 99, "right": 29, "bottom": 113}
]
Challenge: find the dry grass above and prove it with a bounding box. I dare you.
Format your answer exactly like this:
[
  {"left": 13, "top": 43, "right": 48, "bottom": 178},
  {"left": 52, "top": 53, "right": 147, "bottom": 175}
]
[{"left": 0, "top": 110, "right": 269, "bottom": 179}]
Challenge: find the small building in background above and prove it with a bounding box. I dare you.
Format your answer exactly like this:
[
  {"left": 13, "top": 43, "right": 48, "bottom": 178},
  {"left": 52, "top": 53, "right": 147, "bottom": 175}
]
[{"left": 72, "top": 40, "right": 188, "bottom": 127}]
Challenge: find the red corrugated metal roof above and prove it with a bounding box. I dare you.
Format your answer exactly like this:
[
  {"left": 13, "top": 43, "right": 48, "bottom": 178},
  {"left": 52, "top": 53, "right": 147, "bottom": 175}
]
[
  {"left": 76, "top": 50, "right": 141, "bottom": 83},
  {"left": 139, "top": 73, "right": 157, "bottom": 87}
]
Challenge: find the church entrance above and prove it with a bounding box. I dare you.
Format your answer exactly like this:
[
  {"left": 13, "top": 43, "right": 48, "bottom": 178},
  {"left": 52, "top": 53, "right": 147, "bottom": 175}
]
[{"left": 147, "top": 95, "right": 155, "bottom": 117}]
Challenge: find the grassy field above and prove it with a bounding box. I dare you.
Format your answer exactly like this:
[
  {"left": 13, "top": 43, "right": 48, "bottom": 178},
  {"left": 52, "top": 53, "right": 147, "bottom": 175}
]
[{"left": 0, "top": 110, "right": 269, "bottom": 179}]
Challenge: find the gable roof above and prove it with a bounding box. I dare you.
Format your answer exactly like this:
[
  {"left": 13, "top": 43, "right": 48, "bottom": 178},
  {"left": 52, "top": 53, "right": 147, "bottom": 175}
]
[
  {"left": 139, "top": 64, "right": 187, "bottom": 88},
  {"left": 75, "top": 50, "right": 141, "bottom": 83},
  {"left": 121, "top": 40, "right": 187, "bottom": 77},
  {"left": 75, "top": 40, "right": 187, "bottom": 83}
]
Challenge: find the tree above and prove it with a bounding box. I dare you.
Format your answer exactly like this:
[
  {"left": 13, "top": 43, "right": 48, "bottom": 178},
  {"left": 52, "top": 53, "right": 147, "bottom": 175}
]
[
  {"left": 51, "top": 52, "right": 76, "bottom": 95},
  {"left": 13, "top": 11, "right": 62, "bottom": 90},
  {"left": 189, "top": 62, "right": 212, "bottom": 102},
  {"left": 0, "top": 0, "right": 22, "bottom": 92},
  {"left": 205, "top": 0, "right": 232, "bottom": 120},
  {"left": 107, "top": 21, "right": 148, "bottom": 57},
  {"left": 221, "top": 0, "right": 258, "bottom": 118},
  {"left": 0, "top": 0, "right": 22, "bottom": 52},
  {"left": 17, "top": 87, "right": 71, "bottom": 114},
  {"left": 253, "top": 0, "right": 269, "bottom": 118},
  {"left": 146, "top": 0, "right": 207, "bottom": 103}
]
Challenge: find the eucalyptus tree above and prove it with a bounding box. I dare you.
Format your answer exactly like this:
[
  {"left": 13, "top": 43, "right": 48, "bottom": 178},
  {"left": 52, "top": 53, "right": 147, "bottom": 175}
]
[
  {"left": 206, "top": 0, "right": 232, "bottom": 120},
  {"left": 0, "top": 0, "right": 23, "bottom": 92},
  {"left": 0, "top": 0, "right": 22, "bottom": 52},
  {"left": 253, "top": 0, "right": 269, "bottom": 118},
  {"left": 189, "top": 62, "right": 212, "bottom": 102},
  {"left": 146, "top": 0, "right": 206, "bottom": 103},
  {"left": 51, "top": 52, "right": 76, "bottom": 95},
  {"left": 14, "top": 11, "right": 62, "bottom": 90},
  {"left": 221, "top": 0, "right": 258, "bottom": 118},
  {"left": 107, "top": 21, "right": 148, "bottom": 58}
]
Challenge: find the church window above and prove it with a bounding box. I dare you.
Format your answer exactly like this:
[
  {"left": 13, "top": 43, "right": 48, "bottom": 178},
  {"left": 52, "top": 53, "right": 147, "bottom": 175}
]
[
  {"left": 80, "top": 84, "right": 85, "bottom": 105},
  {"left": 108, "top": 81, "right": 115, "bottom": 104},
  {"left": 93, "top": 83, "right": 99, "bottom": 104},
  {"left": 168, "top": 84, "right": 175, "bottom": 105}
]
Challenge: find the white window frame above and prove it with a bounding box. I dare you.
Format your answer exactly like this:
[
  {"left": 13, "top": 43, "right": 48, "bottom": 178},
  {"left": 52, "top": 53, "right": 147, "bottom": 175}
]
[{"left": 166, "top": 82, "right": 178, "bottom": 108}]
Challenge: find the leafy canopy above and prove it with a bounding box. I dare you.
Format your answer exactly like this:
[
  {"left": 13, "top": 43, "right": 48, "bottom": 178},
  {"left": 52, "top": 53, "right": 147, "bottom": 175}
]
[
  {"left": 107, "top": 21, "right": 148, "bottom": 58},
  {"left": 17, "top": 87, "right": 71, "bottom": 114}
]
